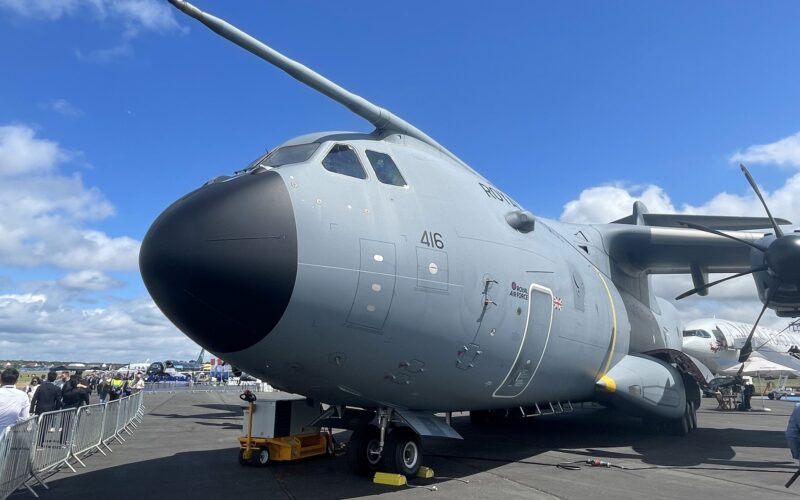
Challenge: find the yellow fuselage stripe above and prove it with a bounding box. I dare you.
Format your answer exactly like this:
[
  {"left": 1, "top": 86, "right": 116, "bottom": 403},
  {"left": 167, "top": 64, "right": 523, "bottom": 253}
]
[{"left": 594, "top": 268, "right": 617, "bottom": 376}]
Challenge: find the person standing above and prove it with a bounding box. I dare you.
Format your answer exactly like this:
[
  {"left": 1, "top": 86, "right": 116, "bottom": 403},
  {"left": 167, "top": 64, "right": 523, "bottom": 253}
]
[
  {"left": 743, "top": 377, "right": 754, "bottom": 411},
  {"left": 132, "top": 374, "right": 145, "bottom": 393},
  {"left": 25, "top": 376, "right": 41, "bottom": 402},
  {"left": 97, "top": 375, "right": 109, "bottom": 403},
  {"left": 61, "top": 374, "right": 90, "bottom": 409},
  {"left": 108, "top": 373, "right": 125, "bottom": 401},
  {"left": 54, "top": 371, "right": 69, "bottom": 390},
  {"left": 0, "top": 368, "right": 30, "bottom": 432},
  {"left": 788, "top": 403, "right": 800, "bottom": 465},
  {"left": 30, "top": 371, "right": 62, "bottom": 415}
]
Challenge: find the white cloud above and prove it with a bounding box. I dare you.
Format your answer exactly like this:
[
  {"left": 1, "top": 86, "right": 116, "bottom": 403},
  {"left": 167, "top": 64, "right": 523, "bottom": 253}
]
[
  {"left": 0, "top": 124, "right": 140, "bottom": 271},
  {"left": 0, "top": 0, "right": 183, "bottom": 34},
  {"left": 731, "top": 131, "right": 800, "bottom": 168},
  {"left": 0, "top": 0, "right": 80, "bottom": 20},
  {"left": 0, "top": 293, "right": 199, "bottom": 362},
  {"left": 109, "top": 0, "right": 184, "bottom": 38},
  {"left": 75, "top": 43, "right": 134, "bottom": 64},
  {"left": 0, "top": 0, "right": 186, "bottom": 63},
  {"left": 560, "top": 184, "right": 676, "bottom": 224},
  {"left": 0, "top": 124, "right": 67, "bottom": 176},
  {"left": 560, "top": 173, "right": 800, "bottom": 227},
  {"left": 58, "top": 270, "right": 122, "bottom": 291},
  {"left": 41, "top": 98, "right": 84, "bottom": 118}
]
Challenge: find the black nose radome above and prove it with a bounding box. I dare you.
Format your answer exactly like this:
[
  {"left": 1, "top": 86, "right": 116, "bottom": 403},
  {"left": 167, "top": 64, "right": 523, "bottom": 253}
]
[{"left": 140, "top": 170, "right": 297, "bottom": 353}]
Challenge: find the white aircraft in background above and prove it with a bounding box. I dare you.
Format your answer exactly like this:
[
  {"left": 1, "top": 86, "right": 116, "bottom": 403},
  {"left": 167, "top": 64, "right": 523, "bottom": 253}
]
[
  {"left": 682, "top": 319, "right": 800, "bottom": 374},
  {"left": 119, "top": 359, "right": 151, "bottom": 373}
]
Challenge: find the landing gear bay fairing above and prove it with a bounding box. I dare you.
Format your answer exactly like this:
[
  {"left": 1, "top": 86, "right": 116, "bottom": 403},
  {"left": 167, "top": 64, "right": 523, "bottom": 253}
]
[{"left": 140, "top": 1, "right": 800, "bottom": 477}]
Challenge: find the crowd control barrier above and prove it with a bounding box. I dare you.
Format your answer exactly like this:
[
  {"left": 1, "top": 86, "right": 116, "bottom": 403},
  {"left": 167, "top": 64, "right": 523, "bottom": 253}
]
[
  {"left": 101, "top": 399, "right": 122, "bottom": 451},
  {"left": 70, "top": 404, "right": 106, "bottom": 467},
  {"left": 32, "top": 409, "right": 78, "bottom": 475},
  {"left": 0, "top": 418, "right": 43, "bottom": 499},
  {"left": 0, "top": 391, "right": 146, "bottom": 500}
]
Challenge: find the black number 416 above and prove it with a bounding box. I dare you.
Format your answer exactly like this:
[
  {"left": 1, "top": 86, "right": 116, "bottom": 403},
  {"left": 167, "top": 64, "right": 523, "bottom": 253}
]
[{"left": 420, "top": 231, "right": 444, "bottom": 249}]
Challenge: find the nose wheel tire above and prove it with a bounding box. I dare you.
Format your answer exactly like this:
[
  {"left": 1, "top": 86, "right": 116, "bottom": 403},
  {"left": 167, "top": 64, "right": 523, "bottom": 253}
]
[
  {"left": 383, "top": 427, "right": 422, "bottom": 477},
  {"left": 347, "top": 425, "right": 383, "bottom": 476}
]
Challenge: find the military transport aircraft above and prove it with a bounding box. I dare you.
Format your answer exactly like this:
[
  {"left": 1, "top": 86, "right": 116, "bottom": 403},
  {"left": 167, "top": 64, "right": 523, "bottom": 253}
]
[{"left": 140, "top": 1, "right": 800, "bottom": 476}]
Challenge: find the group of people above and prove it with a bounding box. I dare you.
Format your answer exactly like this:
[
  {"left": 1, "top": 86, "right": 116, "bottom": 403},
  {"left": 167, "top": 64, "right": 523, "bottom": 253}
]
[
  {"left": 1, "top": 368, "right": 145, "bottom": 432},
  {"left": 712, "top": 375, "right": 756, "bottom": 411}
]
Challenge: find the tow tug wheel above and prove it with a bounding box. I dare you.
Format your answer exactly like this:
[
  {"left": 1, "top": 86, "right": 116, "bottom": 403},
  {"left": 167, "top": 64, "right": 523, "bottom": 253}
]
[
  {"left": 253, "top": 447, "right": 270, "bottom": 467},
  {"left": 238, "top": 448, "right": 249, "bottom": 466},
  {"left": 383, "top": 427, "right": 422, "bottom": 477},
  {"left": 347, "top": 424, "right": 383, "bottom": 475}
]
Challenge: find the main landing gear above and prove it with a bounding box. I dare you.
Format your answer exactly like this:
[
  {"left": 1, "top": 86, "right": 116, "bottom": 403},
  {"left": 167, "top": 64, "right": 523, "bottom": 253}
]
[
  {"left": 346, "top": 409, "right": 422, "bottom": 477},
  {"left": 643, "top": 399, "right": 697, "bottom": 436}
]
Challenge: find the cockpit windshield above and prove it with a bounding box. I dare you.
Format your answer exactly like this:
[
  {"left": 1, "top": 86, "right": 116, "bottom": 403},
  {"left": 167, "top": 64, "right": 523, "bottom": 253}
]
[
  {"left": 682, "top": 329, "right": 712, "bottom": 338},
  {"left": 260, "top": 143, "right": 320, "bottom": 168}
]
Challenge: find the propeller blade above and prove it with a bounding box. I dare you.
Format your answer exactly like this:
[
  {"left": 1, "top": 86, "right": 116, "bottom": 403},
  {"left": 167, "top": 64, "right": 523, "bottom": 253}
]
[
  {"left": 679, "top": 221, "right": 769, "bottom": 252},
  {"left": 740, "top": 163, "right": 784, "bottom": 238},
  {"left": 738, "top": 285, "right": 778, "bottom": 363},
  {"left": 675, "top": 265, "right": 769, "bottom": 300}
]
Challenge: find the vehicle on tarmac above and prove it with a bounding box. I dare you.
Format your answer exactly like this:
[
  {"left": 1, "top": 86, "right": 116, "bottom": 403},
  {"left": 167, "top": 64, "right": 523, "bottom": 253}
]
[
  {"left": 767, "top": 389, "right": 799, "bottom": 400},
  {"left": 141, "top": 1, "right": 800, "bottom": 477}
]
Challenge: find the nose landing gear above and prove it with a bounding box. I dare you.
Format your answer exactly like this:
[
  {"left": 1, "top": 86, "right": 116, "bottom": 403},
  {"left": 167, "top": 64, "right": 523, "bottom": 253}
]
[{"left": 346, "top": 408, "right": 423, "bottom": 477}]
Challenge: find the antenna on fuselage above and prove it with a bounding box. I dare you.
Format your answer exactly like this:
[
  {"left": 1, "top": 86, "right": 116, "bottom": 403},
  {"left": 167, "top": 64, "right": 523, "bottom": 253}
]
[{"left": 168, "top": 0, "right": 471, "bottom": 171}]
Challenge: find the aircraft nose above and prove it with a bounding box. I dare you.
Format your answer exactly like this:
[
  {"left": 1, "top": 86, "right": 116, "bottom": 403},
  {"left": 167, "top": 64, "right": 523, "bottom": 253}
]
[{"left": 139, "top": 170, "right": 297, "bottom": 353}]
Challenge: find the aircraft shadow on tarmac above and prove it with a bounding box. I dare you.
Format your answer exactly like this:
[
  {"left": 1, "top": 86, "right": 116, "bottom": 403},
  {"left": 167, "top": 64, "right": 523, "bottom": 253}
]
[
  {"left": 148, "top": 403, "right": 244, "bottom": 430},
  {"left": 437, "top": 408, "right": 796, "bottom": 470},
  {"left": 25, "top": 403, "right": 797, "bottom": 500}
]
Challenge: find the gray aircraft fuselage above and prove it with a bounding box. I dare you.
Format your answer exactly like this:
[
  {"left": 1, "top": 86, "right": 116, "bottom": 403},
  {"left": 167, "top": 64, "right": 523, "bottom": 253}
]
[
  {"left": 141, "top": 130, "right": 685, "bottom": 415},
  {"left": 142, "top": 1, "right": 783, "bottom": 426}
]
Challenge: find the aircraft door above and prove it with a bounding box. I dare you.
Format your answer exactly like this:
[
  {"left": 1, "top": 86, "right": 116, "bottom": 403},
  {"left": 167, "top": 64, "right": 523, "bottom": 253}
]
[
  {"left": 346, "top": 239, "right": 397, "bottom": 330},
  {"left": 493, "top": 284, "right": 554, "bottom": 398}
]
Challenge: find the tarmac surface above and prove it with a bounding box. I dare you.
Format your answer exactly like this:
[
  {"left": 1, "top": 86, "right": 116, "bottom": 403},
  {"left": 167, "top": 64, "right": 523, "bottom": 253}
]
[{"left": 13, "top": 391, "right": 800, "bottom": 499}]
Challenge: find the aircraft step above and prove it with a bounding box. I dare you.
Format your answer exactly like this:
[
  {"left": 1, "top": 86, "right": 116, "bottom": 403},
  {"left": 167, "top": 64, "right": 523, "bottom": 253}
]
[{"left": 519, "top": 401, "right": 574, "bottom": 418}]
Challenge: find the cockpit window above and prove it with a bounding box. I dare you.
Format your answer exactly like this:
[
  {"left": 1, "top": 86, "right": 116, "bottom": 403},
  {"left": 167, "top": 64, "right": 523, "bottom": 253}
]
[
  {"left": 682, "top": 329, "right": 711, "bottom": 338},
  {"left": 322, "top": 144, "right": 366, "bottom": 179},
  {"left": 260, "top": 143, "right": 320, "bottom": 168},
  {"left": 366, "top": 150, "right": 407, "bottom": 187}
]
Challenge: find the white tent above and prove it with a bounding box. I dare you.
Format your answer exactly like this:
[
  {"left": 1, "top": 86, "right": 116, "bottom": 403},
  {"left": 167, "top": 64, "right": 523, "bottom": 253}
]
[{"left": 722, "top": 354, "right": 800, "bottom": 377}]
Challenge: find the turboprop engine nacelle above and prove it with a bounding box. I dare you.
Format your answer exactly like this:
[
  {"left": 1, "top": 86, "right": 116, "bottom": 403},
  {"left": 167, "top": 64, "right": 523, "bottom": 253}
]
[{"left": 751, "top": 233, "right": 800, "bottom": 318}]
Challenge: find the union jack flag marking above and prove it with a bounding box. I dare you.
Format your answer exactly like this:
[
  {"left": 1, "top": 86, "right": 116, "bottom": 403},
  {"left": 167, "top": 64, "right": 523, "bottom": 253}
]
[{"left": 553, "top": 297, "right": 563, "bottom": 311}]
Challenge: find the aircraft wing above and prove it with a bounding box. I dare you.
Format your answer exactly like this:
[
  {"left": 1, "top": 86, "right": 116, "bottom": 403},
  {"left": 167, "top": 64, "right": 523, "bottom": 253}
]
[
  {"left": 752, "top": 350, "right": 800, "bottom": 373},
  {"left": 611, "top": 213, "right": 790, "bottom": 230},
  {"left": 601, "top": 224, "right": 765, "bottom": 275}
]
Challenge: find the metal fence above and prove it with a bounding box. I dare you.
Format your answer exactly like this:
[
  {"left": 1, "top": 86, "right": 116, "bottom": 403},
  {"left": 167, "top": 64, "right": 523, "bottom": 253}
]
[
  {"left": 70, "top": 404, "right": 106, "bottom": 467},
  {"left": 0, "top": 391, "right": 146, "bottom": 500},
  {"left": 101, "top": 399, "right": 121, "bottom": 450},
  {"left": 144, "top": 380, "right": 272, "bottom": 393},
  {"left": 31, "top": 408, "right": 78, "bottom": 475},
  {"left": 0, "top": 418, "right": 41, "bottom": 499}
]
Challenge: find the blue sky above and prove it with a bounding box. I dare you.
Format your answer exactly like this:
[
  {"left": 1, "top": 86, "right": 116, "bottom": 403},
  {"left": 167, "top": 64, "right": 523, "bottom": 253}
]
[{"left": 1, "top": 0, "right": 799, "bottom": 361}]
